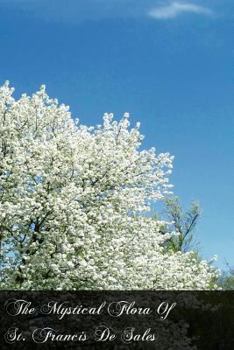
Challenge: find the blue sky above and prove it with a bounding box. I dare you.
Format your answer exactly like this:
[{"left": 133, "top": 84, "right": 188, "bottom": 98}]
[{"left": 0, "top": 0, "right": 233, "bottom": 269}]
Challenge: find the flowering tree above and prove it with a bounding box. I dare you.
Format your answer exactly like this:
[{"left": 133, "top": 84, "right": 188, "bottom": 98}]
[{"left": 0, "top": 82, "right": 218, "bottom": 289}]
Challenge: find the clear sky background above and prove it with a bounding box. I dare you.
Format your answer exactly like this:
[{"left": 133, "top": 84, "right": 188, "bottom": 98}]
[{"left": 0, "top": 0, "right": 233, "bottom": 269}]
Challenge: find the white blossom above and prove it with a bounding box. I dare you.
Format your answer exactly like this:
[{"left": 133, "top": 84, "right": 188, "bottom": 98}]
[{"left": 0, "top": 82, "right": 218, "bottom": 290}]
